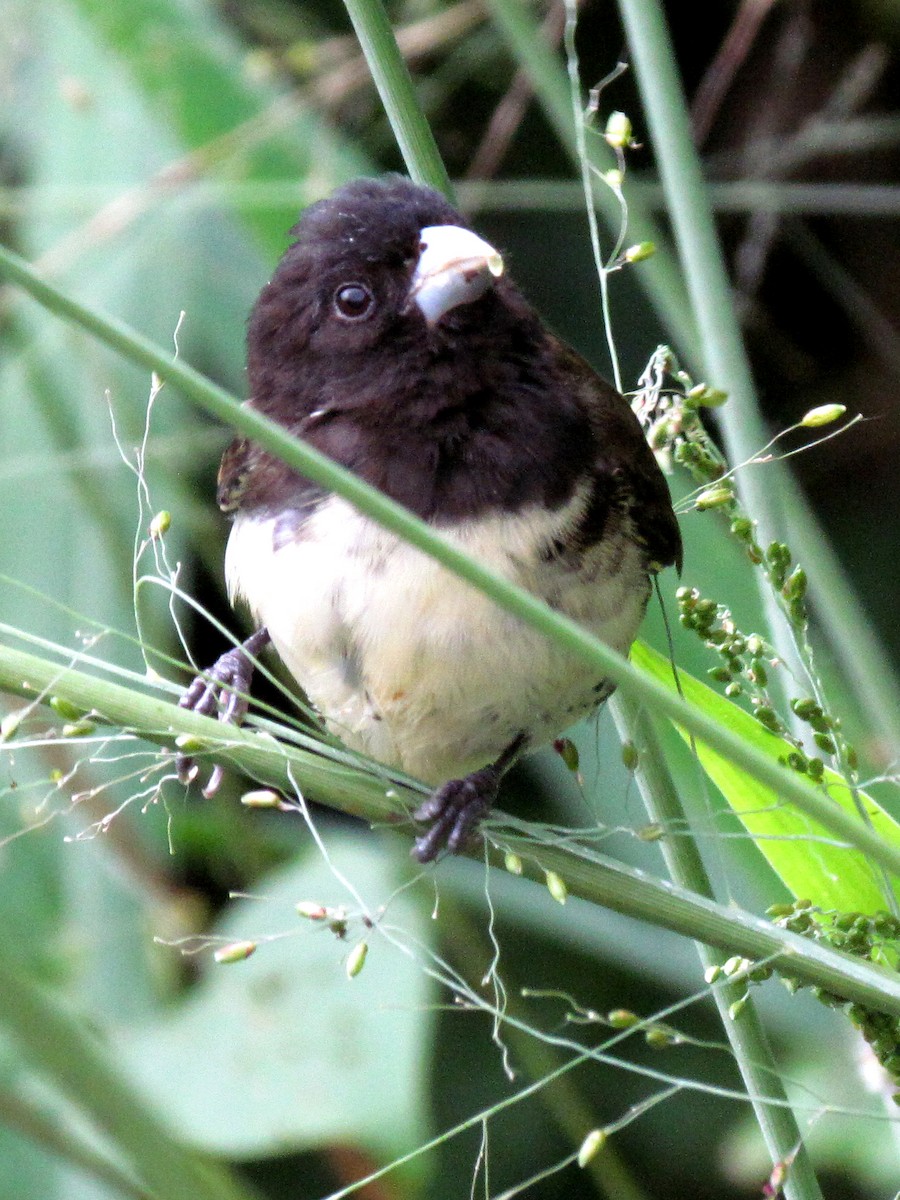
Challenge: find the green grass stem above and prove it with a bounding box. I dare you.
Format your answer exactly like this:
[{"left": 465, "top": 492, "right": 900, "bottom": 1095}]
[
  {"left": 3, "top": 641, "right": 900, "bottom": 1016},
  {"left": 611, "top": 696, "right": 824, "bottom": 1200},
  {"left": 341, "top": 0, "right": 453, "bottom": 199}
]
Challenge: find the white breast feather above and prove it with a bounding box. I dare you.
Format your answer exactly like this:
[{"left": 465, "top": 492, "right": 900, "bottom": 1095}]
[{"left": 225, "top": 493, "right": 648, "bottom": 784}]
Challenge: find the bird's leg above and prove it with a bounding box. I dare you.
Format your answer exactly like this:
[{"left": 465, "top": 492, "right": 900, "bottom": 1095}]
[
  {"left": 411, "top": 733, "right": 528, "bottom": 863},
  {"left": 176, "top": 627, "right": 271, "bottom": 793}
]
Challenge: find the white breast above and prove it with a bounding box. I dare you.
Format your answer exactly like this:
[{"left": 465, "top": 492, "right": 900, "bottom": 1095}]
[{"left": 225, "top": 495, "right": 649, "bottom": 784}]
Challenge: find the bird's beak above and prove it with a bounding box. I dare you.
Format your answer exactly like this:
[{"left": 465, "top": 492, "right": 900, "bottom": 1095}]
[{"left": 408, "top": 224, "right": 504, "bottom": 325}]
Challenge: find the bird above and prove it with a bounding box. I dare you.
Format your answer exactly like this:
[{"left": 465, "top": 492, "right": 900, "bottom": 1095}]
[{"left": 179, "top": 175, "right": 682, "bottom": 863}]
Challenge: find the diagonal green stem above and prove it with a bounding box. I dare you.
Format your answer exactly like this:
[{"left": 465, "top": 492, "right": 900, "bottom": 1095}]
[
  {"left": 340, "top": 13, "right": 888, "bottom": 1193},
  {"left": 4, "top": 641, "right": 900, "bottom": 1017},
  {"left": 2, "top": 241, "right": 899, "bottom": 875}
]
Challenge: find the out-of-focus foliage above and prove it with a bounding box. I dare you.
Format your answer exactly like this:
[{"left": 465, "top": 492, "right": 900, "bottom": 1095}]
[{"left": 2, "top": 2, "right": 900, "bottom": 1199}]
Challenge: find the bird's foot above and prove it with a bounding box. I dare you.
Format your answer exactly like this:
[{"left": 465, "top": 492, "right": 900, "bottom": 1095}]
[
  {"left": 176, "top": 628, "right": 271, "bottom": 795},
  {"left": 411, "top": 734, "right": 528, "bottom": 864},
  {"left": 411, "top": 763, "right": 503, "bottom": 864}
]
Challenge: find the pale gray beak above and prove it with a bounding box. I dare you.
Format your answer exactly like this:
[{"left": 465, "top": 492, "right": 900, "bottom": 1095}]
[{"left": 408, "top": 224, "right": 504, "bottom": 325}]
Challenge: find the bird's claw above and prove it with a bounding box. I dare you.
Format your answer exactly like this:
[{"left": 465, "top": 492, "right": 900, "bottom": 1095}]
[
  {"left": 411, "top": 764, "right": 501, "bottom": 863},
  {"left": 176, "top": 628, "right": 270, "bottom": 793}
]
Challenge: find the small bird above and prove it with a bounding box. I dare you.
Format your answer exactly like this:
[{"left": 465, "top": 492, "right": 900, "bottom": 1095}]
[{"left": 181, "top": 176, "right": 682, "bottom": 862}]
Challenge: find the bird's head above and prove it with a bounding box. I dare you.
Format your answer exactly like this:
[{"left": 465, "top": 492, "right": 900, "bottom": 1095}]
[{"left": 246, "top": 177, "right": 541, "bottom": 422}]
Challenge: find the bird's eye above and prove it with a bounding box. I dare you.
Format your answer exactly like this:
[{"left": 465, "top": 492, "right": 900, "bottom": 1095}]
[{"left": 333, "top": 283, "right": 375, "bottom": 321}]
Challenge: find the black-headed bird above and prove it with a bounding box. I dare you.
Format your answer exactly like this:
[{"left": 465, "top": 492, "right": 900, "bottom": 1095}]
[{"left": 181, "top": 177, "right": 682, "bottom": 863}]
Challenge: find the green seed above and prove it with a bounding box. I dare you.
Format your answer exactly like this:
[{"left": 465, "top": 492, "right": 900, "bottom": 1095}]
[
  {"left": 695, "top": 386, "right": 728, "bottom": 407},
  {"left": 782, "top": 566, "right": 807, "bottom": 602},
  {"left": 637, "top": 823, "right": 664, "bottom": 842},
  {"left": 607, "top": 1008, "right": 639, "bottom": 1029},
  {"left": 750, "top": 663, "right": 768, "bottom": 686},
  {"left": 556, "top": 737, "right": 580, "bottom": 773},
  {"left": 214, "top": 941, "right": 256, "bottom": 964},
  {"left": 801, "top": 403, "right": 846, "bottom": 428},
  {"left": 50, "top": 696, "right": 84, "bottom": 720},
  {"left": 623, "top": 241, "right": 655, "bottom": 263},
  {"left": 621, "top": 741, "right": 639, "bottom": 771},
  {"left": 240, "top": 788, "right": 281, "bottom": 808},
  {"left": 62, "top": 719, "right": 96, "bottom": 737},
  {"left": 149, "top": 510, "right": 171, "bottom": 539},
  {"left": 645, "top": 1027, "right": 676, "bottom": 1049},
  {"left": 604, "top": 110, "right": 632, "bottom": 148},
  {"left": 346, "top": 941, "right": 368, "bottom": 979},
  {"left": 0, "top": 711, "right": 23, "bottom": 741},
  {"left": 504, "top": 852, "right": 523, "bottom": 876},
  {"left": 577, "top": 1129, "right": 607, "bottom": 1167},
  {"left": 728, "top": 995, "right": 748, "bottom": 1020},
  {"left": 754, "top": 706, "right": 781, "bottom": 732},
  {"left": 175, "top": 733, "right": 207, "bottom": 754},
  {"left": 695, "top": 485, "right": 734, "bottom": 510},
  {"left": 545, "top": 871, "right": 568, "bottom": 905}
]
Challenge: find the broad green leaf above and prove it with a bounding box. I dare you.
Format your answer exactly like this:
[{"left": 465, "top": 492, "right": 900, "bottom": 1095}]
[
  {"left": 634, "top": 641, "right": 900, "bottom": 912},
  {"left": 120, "top": 832, "right": 434, "bottom": 1164}
]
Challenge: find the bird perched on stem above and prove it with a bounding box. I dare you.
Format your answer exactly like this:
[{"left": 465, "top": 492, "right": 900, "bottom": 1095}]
[{"left": 180, "top": 176, "right": 681, "bottom": 862}]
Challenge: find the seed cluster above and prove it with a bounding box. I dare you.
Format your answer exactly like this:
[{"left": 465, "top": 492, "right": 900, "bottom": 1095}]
[
  {"left": 634, "top": 349, "right": 890, "bottom": 1100},
  {"left": 767, "top": 899, "right": 900, "bottom": 1101},
  {"left": 633, "top": 349, "right": 835, "bottom": 638},
  {"left": 674, "top": 586, "right": 845, "bottom": 783}
]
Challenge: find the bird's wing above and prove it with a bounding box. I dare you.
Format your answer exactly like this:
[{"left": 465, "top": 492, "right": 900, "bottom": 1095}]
[
  {"left": 216, "top": 403, "right": 323, "bottom": 520},
  {"left": 550, "top": 337, "right": 683, "bottom": 574}
]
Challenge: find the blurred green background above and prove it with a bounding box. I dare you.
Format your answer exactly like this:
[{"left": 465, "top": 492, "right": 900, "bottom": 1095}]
[{"left": 2, "top": 1, "right": 900, "bottom": 1198}]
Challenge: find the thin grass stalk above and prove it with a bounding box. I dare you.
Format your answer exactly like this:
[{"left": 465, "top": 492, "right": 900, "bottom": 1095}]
[
  {"left": 446, "top": 904, "right": 653, "bottom": 1200},
  {"left": 557, "top": 1, "right": 822, "bottom": 1182},
  {"left": 484, "top": 1, "right": 900, "bottom": 759},
  {"left": 483, "top": 0, "right": 697, "bottom": 353},
  {"left": 613, "top": 1, "right": 775, "bottom": 531},
  {"left": 614, "top": 0, "right": 807, "bottom": 709},
  {"left": 610, "top": 695, "right": 825, "bottom": 1200},
  {"left": 784, "top": 491, "right": 900, "bottom": 754},
  {"left": 341, "top": 0, "right": 453, "bottom": 199},
  {"left": 4, "top": 642, "right": 900, "bottom": 1013},
  {"left": 0, "top": 1084, "right": 150, "bottom": 1200}
]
